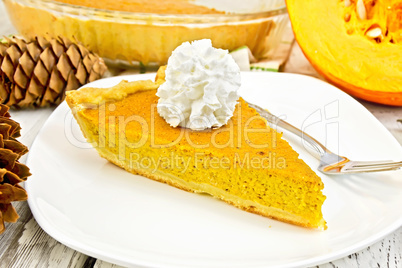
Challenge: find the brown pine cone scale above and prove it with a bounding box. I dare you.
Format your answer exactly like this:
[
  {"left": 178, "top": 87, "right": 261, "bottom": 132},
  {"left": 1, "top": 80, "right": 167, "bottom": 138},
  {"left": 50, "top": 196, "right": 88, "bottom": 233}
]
[{"left": 0, "top": 101, "right": 31, "bottom": 234}]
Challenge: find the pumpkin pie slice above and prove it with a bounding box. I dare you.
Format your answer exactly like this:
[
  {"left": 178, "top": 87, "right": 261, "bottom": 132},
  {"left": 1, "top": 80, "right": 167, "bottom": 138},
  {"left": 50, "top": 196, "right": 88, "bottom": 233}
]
[{"left": 66, "top": 67, "right": 327, "bottom": 229}]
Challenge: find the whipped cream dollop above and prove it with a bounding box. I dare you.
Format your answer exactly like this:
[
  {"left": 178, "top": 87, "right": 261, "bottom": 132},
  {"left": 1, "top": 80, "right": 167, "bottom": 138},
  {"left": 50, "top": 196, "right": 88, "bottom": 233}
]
[{"left": 156, "top": 39, "right": 241, "bottom": 131}]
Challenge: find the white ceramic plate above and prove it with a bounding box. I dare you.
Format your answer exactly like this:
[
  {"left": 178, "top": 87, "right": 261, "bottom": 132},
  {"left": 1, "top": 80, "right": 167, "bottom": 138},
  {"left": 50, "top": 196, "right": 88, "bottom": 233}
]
[{"left": 26, "top": 72, "right": 402, "bottom": 268}]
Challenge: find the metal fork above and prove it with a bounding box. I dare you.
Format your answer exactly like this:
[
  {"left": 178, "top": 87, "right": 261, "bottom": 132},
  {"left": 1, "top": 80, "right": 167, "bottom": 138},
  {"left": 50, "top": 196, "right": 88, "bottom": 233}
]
[{"left": 247, "top": 102, "right": 402, "bottom": 174}]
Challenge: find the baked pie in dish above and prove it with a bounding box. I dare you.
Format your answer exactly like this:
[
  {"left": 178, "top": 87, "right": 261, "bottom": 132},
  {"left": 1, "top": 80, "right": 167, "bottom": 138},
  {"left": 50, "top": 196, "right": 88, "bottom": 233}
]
[{"left": 4, "top": 0, "right": 289, "bottom": 65}]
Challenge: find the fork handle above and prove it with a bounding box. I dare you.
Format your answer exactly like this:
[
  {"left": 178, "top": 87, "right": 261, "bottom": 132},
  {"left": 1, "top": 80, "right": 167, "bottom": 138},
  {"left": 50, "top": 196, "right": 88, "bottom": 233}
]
[{"left": 248, "top": 103, "right": 331, "bottom": 159}]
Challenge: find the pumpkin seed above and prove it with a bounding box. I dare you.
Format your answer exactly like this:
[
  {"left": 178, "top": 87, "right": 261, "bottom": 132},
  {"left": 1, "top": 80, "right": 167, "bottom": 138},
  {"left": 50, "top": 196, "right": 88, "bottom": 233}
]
[
  {"left": 366, "top": 27, "right": 382, "bottom": 38},
  {"left": 356, "top": 0, "right": 367, "bottom": 20},
  {"left": 345, "top": 0, "right": 351, "bottom": 7},
  {"left": 344, "top": 13, "right": 351, "bottom": 22}
]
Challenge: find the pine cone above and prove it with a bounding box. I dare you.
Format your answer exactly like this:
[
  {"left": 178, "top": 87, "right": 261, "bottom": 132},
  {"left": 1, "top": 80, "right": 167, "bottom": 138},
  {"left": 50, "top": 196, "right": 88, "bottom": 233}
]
[
  {"left": 0, "top": 101, "right": 30, "bottom": 234},
  {"left": 0, "top": 36, "right": 107, "bottom": 108}
]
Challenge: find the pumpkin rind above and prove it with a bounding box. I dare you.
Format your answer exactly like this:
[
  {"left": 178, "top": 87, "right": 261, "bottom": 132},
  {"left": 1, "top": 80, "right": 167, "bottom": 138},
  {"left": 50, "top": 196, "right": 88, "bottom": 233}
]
[{"left": 286, "top": 0, "right": 402, "bottom": 106}]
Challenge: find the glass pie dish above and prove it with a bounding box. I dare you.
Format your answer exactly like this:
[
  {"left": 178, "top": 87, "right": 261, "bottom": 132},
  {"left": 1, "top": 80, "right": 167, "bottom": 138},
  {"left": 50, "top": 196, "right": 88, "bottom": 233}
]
[{"left": 4, "top": 0, "right": 289, "bottom": 65}]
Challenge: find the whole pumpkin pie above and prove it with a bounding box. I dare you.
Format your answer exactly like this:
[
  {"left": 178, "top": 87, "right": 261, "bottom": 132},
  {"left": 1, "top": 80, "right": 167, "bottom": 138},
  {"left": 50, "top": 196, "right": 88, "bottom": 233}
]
[
  {"left": 4, "top": 0, "right": 287, "bottom": 64},
  {"left": 65, "top": 66, "right": 327, "bottom": 229}
]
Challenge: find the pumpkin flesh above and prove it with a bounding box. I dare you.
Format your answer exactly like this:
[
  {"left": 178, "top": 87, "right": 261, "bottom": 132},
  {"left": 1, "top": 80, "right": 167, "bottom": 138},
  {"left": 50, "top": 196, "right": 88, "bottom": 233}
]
[{"left": 286, "top": 0, "right": 402, "bottom": 106}]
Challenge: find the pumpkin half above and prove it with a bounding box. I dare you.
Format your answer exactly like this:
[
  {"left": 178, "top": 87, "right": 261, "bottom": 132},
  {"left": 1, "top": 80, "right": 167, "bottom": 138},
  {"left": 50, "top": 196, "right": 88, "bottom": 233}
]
[{"left": 286, "top": 0, "right": 402, "bottom": 106}]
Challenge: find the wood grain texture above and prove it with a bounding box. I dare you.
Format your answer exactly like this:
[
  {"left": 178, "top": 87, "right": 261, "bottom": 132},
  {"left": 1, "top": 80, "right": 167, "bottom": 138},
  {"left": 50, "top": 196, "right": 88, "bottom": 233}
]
[
  {"left": 94, "top": 260, "right": 127, "bottom": 268},
  {"left": 0, "top": 201, "right": 91, "bottom": 268},
  {"left": 317, "top": 228, "right": 402, "bottom": 268},
  {"left": 0, "top": 107, "right": 92, "bottom": 268},
  {"left": 0, "top": 1, "right": 401, "bottom": 267}
]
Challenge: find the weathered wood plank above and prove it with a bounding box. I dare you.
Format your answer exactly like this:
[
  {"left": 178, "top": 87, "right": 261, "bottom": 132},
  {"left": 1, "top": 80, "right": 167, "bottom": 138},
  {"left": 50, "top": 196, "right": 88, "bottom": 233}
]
[
  {"left": 0, "top": 202, "right": 32, "bottom": 262},
  {"left": 315, "top": 227, "right": 402, "bottom": 268},
  {"left": 94, "top": 260, "right": 126, "bottom": 268},
  {"left": 0, "top": 202, "right": 92, "bottom": 268}
]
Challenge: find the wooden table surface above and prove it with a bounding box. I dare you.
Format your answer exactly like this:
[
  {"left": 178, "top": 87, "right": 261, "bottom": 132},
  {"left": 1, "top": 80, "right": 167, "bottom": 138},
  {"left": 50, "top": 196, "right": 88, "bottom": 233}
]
[{"left": 1, "top": 1, "right": 401, "bottom": 267}]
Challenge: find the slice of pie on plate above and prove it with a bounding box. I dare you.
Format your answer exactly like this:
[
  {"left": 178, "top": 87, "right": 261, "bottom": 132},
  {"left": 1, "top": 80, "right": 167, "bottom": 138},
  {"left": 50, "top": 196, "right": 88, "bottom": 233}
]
[{"left": 66, "top": 66, "right": 327, "bottom": 230}]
